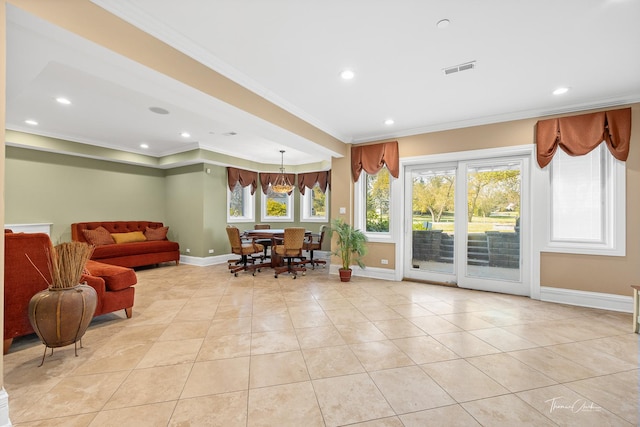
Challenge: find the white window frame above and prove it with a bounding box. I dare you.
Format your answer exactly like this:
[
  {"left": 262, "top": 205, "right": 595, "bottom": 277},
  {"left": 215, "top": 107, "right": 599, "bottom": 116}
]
[
  {"left": 261, "top": 190, "right": 294, "bottom": 222},
  {"left": 227, "top": 184, "right": 255, "bottom": 223},
  {"left": 300, "top": 184, "right": 329, "bottom": 222},
  {"left": 541, "top": 144, "right": 625, "bottom": 256},
  {"left": 354, "top": 168, "right": 394, "bottom": 242}
]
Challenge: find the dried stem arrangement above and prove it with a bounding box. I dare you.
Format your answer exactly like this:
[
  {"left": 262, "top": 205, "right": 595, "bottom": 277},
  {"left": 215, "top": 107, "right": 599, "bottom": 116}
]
[
  {"left": 48, "top": 242, "right": 94, "bottom": 289},
  {"left": 28, "top": 242, "right": 94, "bottom": 289}
]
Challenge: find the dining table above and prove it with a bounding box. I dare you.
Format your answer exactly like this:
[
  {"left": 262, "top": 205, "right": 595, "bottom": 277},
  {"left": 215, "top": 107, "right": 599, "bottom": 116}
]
[{"left": 244, "top": 229, "right": 311, "bottom": 267}]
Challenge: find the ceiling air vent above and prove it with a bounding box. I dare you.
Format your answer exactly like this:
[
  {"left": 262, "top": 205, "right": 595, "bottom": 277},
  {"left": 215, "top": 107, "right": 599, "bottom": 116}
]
[{"left": 443, "top": 61, "right": 476, "bottom": 75}]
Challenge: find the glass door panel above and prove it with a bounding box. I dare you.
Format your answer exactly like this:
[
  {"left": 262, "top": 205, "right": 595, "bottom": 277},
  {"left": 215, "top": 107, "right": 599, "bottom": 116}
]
[
  {"left": 405, "top": 156, "right": 529, "bottom": 296},
  {"left": 464, "top": 163, "right": 521, "bottom": 282},
  {"left": 406, "top": 166, "right": 457, "bottom": 283}
]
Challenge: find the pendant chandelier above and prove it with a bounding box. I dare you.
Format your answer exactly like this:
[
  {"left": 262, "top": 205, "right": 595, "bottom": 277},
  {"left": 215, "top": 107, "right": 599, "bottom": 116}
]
[{"left": 271, "top": 150, "right": 295, "bottom": 194}]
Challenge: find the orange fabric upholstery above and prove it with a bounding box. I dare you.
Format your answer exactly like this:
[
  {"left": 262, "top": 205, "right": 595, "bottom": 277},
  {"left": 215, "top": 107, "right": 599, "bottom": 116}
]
[
  {"left": 4, "top": 232, "right": 137, "bottom": 354},
  {"left": 71, "top": 221, "right": 180, "bottom": 268}
]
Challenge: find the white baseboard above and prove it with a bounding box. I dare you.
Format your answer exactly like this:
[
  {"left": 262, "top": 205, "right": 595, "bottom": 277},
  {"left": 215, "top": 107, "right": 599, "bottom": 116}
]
[
  {"left": 329, "top": 264, "right": 397, "bottom": 282},
  {"left": 540, "top": 286, "right": 633, "bottom": 313},
  {"left": 0, "top": 388, "right": 11, "bottom": 426},
  {"left": 179, "top": 254, "right": 234, "bottom": 266}
]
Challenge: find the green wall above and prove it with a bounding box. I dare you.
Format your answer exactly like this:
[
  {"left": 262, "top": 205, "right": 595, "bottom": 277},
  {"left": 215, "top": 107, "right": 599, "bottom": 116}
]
[
  {"left": 203, "top": 165, "right": 230, "bottom": 257},
  {"left": 164, "top": 164, "right": 206, "bottom": 256},
  {"left": 5, "top": 147, "right": 165, "bottom": 244},
  {"left": 5, "top": 145, "right": 330, "bottom": 259}
]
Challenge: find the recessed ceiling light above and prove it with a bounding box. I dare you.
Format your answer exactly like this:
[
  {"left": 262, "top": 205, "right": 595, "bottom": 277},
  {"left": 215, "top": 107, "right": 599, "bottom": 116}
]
[
  {"left": 340, "top": 69, "right": 355, "bottom": 80},
  {"left": 180, "top": 132, "right": 191, "bottom": 138},
  {"left": 553, "top": 87, "right": 570, "bottom": 95},
  {"left": 149, "top": 106, "right": 169, "bottom": 114},
  {"left": 384, "top": 119, "right": 395, "bottom": 126},
  {"left": 436, "top": 19, "right": 450, "bottom": 29},
  {"left": 24, "top": 119, "right": 38, "bottom": 126},
  {"left": 140, "top": 143, "right": 149, "bottom": 149},
  {"left": 56, "top": 97, "right": 71, "bottom": 105}
]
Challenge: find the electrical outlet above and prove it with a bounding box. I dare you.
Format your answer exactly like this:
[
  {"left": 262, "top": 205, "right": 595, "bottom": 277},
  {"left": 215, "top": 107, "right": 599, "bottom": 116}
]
[
  {"left": 208, "top": 249, "right": 214, "bottom": 254},
  {"left": 381, "top": 259, "right": 389, "bottom": 265},
  {"left": 185, "top": 248, "right": 190, "bottom": 253}
]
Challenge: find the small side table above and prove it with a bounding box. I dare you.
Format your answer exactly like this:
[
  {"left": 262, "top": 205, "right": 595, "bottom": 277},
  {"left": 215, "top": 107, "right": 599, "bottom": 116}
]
[{"left": 632, "top": 285, "right": 640, "bottom": 333}]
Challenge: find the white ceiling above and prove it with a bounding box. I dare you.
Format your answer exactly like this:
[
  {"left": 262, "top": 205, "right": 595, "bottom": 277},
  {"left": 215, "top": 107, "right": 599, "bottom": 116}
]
[{"left": 6, "top": 0, "right": 640, "bottom": 166}]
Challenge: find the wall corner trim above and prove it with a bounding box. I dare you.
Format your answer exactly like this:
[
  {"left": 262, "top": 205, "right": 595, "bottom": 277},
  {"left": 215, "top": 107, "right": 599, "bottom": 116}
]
[
  {"left": 328, "top": 265, "right": 398, "bottom": 282},
  {"left": 179, "top": 254, "right": 235, "bottom": 267}
]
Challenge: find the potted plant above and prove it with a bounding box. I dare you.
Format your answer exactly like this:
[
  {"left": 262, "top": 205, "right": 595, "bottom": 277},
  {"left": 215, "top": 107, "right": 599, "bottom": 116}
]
[
  {"left": 27, "top": 241, "right": 97, "bottom": 366},
  {"left": 330, "top": 218, "right": 368, "bottom": 282}
]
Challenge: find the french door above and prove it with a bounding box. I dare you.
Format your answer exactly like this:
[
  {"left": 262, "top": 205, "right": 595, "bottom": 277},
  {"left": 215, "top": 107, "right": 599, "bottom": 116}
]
[{"left": 404, "top": 156, "right": 530, "bottom": 295}]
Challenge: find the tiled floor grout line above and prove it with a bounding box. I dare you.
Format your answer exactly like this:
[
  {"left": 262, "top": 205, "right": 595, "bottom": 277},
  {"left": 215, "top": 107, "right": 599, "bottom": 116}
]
[{"left": 4, "top": 264, "right": 636, "bottom": 426}]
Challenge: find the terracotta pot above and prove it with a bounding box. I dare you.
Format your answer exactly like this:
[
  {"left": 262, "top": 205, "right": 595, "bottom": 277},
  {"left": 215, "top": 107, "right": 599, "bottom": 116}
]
[
  {"left": 28, "top": 284, "right": 98, "bottom": 349},
  {"left": 339, "top": 268, "right": 352, "bottom": 282}
]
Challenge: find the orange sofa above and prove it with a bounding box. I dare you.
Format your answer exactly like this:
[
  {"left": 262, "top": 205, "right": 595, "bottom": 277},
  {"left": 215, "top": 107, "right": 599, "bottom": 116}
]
[
  {"left": 71, "top": 221, "right": 180, "bottom": 268},
  {"left": 4, "top": 231, "right": 137, "bottom": 354}
]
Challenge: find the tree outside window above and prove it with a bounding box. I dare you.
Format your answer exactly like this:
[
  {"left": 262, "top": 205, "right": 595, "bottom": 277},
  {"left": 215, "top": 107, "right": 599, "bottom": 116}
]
[
  {"left": 301, "top": 183, "right": 328, "bottom": 221},
  {"left": 365, "top": 167, "right": 390, "bottom": 232},
  {"left": 227, "top": 183, "right": 254, "bottom": 221},
  {"left": 262, "top": 188, "right": 293, "bottom": 221}
]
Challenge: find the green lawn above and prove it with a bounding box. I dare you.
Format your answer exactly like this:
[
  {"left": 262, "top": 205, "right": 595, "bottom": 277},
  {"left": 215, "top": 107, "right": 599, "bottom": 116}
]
[{"left": 414, "top": 212, "right": 518, "bottom": 233}]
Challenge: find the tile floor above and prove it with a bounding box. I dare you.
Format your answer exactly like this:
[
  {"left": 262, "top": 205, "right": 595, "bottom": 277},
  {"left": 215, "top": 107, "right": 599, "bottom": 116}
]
[{"left": 3, "top": 263, "right": 638, "bottom": 426}]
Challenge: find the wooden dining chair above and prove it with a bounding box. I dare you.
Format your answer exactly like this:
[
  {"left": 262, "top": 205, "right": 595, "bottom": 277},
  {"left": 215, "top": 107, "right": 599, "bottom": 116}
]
[
  {"left": 302, "top": 225, "right": 327, "bottom": 269},
  {"left": 254, "top": 224, "right": 271, "bottom": 258},
  {"left": 226, "top": 225, "right": 267, "bottom": 276},
  {"left": 273, "top": 227, "right": 307, "bottom": 279}
]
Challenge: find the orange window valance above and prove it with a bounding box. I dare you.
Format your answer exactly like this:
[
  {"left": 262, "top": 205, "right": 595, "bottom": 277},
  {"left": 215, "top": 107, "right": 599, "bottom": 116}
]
[
  {"left": 297, "top": 171, "right": 331, "bottom": 195},
  {"left": 535, "top": 108, "right": 631, "bottom": 168},
  {"left": 259, "top": 172, "right": 296, "bottom": 195},
  {"left": 351, "top": 141, "right": 399, "bottom": 182},
  {"left": 227, "top": 167, "right": 258, "bottom": 195}
]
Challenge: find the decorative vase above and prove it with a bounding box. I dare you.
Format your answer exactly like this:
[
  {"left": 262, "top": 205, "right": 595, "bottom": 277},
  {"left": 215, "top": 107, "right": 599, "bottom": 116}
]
[
  {"left": 28, "top": 284, "right": 97, "bottom": 365},
  {"left": 339, "top": 268, "right": 352, "bottom": 282}
]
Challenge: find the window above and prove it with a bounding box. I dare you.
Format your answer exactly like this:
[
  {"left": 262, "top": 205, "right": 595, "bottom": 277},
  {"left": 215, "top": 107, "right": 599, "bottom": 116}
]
[
  {"left": 227, "top": 183, "right": 254, "bottom": 222},
  {"left": 300, "top": 183, "right": 328, "bottom": 222},
  {"left": 261, "top": 188, "right": 293, "bottom": 221},
  {"left": 546, "top": 144, "right": 625, "bottom": 255},
  {"left": 356, "top": 167, "right": 391, "bottom": 235}
]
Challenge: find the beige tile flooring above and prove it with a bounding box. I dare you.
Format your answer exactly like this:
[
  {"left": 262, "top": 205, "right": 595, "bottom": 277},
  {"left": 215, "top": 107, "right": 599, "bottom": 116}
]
[{"left": 4, "top": 263, "right": 638, "bottom": 426}]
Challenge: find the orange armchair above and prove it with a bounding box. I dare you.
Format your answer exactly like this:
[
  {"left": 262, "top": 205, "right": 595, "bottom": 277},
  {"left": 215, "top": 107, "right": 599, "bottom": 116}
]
[{"left": 4, "top": 231, "right": 136, "bottom": 354}]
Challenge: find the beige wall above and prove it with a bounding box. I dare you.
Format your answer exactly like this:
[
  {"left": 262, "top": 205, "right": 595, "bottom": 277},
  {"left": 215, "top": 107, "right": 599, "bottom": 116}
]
[
  {"left": 1, "top": 0, "right": 7, "bottom": 395},
  {"left": 332, "top": 104, "right": 639, "bottom": 295},
  {"left": 540, "top": 104, "right": 640, "bottom": 296}
]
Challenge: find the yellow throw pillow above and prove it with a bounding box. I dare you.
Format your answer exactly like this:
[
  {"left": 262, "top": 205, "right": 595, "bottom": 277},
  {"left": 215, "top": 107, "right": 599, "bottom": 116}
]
[{"left": 111, "top": 231, "right": 147, "bottom": 244}]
